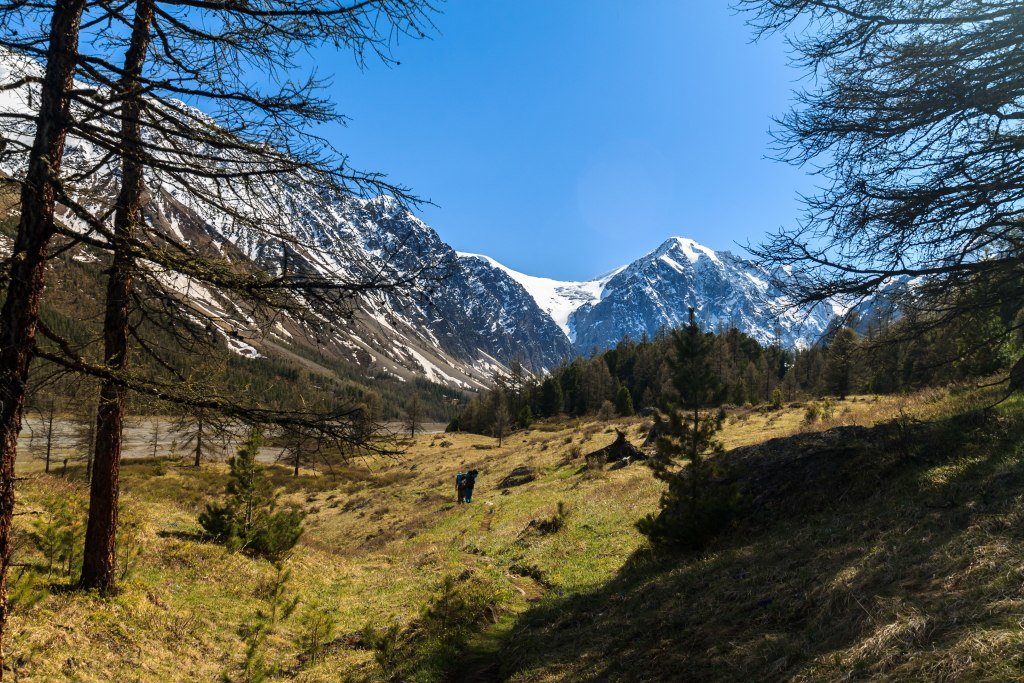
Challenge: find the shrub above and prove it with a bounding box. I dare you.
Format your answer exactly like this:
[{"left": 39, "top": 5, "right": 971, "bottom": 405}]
[
  {"left": 527, "top": 501, "right": 568, "bottom": 535},
  {"left": 364, "top": 623, "right": 404, "bottom": 680},
  {"left": 597, "top": 400, "right": 616, "bottom": 421},
  {"left": 821, "top": 398, "right": 836, "bottom": 421},
  {"left": 804, "top": 399, "right": 836, "bottom": 425},
  {"left": 771, "top": 387, "right": 784, "bottom": 410},
  {"left": 366, "top": 573, "right": 503, "bottom": 681},
  {"left": 636, "top": 474, "right": 738, "bottom": 550},
  {"left": 231, "top": 562, "right": 298, "bottom": 682}
]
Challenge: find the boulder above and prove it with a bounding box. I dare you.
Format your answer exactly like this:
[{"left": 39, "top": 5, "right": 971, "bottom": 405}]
[
  {"left": 642, "top": 421, "right": 663, "bottom": 448},
  {"left": 586, "top": 430, "right": 648, "bottom": 466}
]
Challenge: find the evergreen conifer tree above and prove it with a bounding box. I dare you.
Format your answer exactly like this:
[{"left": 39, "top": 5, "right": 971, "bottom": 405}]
[
  {"left": 199, "top": 432, "right": 304, "bottom": 561},
  {"left": 824, "top": 328, "right": 861, "bottom": 400},
  {"left": 615, "top": 385, "right": 635, "bottom": 417},
  {"left": 638, "top": 308, "right": 734, "bottom": 549},
  {"left": 540, "top": 377, "right": 564, "bottom": 417}
]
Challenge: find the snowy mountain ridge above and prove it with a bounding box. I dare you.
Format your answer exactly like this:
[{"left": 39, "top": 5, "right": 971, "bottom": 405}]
[
  {"left": 461, "top": 236, "right": 835, "bottom": 352},
  {"left": 0, "top": 49, "right": 837, "bottom": 392}
]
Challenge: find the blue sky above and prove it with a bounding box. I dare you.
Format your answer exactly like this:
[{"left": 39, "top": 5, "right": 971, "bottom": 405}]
[{"left": 311, "top": 0, "right": 813, "bottom": 281}]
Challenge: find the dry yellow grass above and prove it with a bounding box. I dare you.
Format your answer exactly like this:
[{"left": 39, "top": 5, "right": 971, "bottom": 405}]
[
  {"left": 718, "top": 391, "right": 951, "bottom": 450},
  {"left": 7, "top": 388, "right": 1008, "bottom": 681},
  {"left": 9, "top": 417, "right": 659, "bottom": 681}
]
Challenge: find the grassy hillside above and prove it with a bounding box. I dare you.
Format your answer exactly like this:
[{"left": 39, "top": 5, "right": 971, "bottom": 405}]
[{"left": 8, "top": 388, "right": 1022, "bottom": 681}]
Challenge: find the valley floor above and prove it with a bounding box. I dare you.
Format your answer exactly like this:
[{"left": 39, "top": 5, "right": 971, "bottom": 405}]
[{"left": 9, "top": 388, "right": 1024, "bottom": 681}]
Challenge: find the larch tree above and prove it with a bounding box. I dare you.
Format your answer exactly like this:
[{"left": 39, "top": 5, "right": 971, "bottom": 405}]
[
  {"left": 172, "top": 406, "right": 233, "bottom": 468},
  {"left": 0, "top": 0, "right": 439, "bottom": 600},
  {"left": 0, "top": 0, "right": 94, "bottom": 658},
  {"left": 740, "top": 0, "right": 1024, "bottom": 391},
  {"left": 79, "top": 0, "right": 157, "bottom": 597},
  {"left": 59, "top": 0, "right": 437, "bottom": 594},
  {"left": 404, "top": 394, "right": 422, "bottom": 439},
  {"left": 491, "top": 390, "right": 510, "bottom": 447},
  {"left": 275, "top": 426, "right": 322, "bottom": 478}
]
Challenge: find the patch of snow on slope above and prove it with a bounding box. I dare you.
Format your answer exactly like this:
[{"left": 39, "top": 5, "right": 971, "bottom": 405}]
[
  {"left": 405, "top": 345, "right": 473, "bottom": 390},
  {"left": 456, "top": 252, "right": 619, "bottom": 337},
  {"left": 671, "top": 237, "right": 721, "bottom": 265},
  {"left": 226, "top": 336, "right": 261, "bottom": 358},
  {"left": 659, "top": 254, "right": 686, "bottom": 274}
]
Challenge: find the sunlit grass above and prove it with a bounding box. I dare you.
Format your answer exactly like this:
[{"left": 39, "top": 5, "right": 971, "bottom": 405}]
[{"left": 8, "top": 386, "right": 1018, "bottom": 680}]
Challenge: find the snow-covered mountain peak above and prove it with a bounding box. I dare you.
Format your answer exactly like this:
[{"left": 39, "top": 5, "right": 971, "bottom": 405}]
[
  {"left": 652, "top": 236, "right": 724, "bottom": 265},
  {"left": 557, "top": 235, "right": 837, "bottom": 351}
]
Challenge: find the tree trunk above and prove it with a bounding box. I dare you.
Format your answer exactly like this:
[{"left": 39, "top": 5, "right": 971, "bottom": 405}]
[
  {"left": 44, "top": 402, "right": 55, "bottom": 474},
  {"left": 691, "top": 405, "right": 700, "bottom": 518},
  {"left": 0, "top": 0, "right": 87, "bottom": 670},
  {"left": 80, "top": 0, "right": 155, "bottom": 595},
  {"left": 1010, "top": 355, "right": 1024, "bottom": 393},
  {"left": 193, "top": 416, "right": 203, "bottom": 468}
]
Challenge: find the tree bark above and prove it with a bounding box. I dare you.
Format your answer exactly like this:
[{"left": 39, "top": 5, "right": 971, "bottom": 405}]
[
  {"left": 0, "top": 0, "right": 87, "bottom": 671},
  {"left": 691, "top": 405, "right": 700, "bottom": 519},
  {"left": 80, "top": 0, "right": 155, "bottom": 595},
  {"left": 44, "top": 401, "right": 55, "bottom": 474},
  {"left": 1010, "top": 355, "right": 1024, "bottom": 394},
  {"left": 193, "top": 415, "right": 203, "bottom": 468}
]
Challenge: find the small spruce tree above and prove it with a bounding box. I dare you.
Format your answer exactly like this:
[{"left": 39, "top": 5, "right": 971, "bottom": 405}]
[
  {"left": 615, "top": 385, "right": 635, "bottom": 417},
  {"left": 199, "top": 432, "right": 304, "bottom": 561},
  {"left": 638, "top": 308, "right": 735, "bottom": 549}
]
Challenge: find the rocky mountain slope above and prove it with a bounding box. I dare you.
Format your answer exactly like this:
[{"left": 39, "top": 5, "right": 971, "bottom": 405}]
[
  {"left": 1, "top": 51, "right": 835, "bottom": 392},
  {"left": 468, "top": 237, "right": 836, "bottom": 352},
  {"left": 0, "top": 50, "right": 574, "bottom": 390}
]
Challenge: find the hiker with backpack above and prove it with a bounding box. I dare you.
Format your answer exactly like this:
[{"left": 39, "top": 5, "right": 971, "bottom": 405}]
[
  {"left": 464, "top": 469, "right": 479, "bottom": 503},
  {"left": 456, "top": 471, "right": 466, "bottom": 504}
]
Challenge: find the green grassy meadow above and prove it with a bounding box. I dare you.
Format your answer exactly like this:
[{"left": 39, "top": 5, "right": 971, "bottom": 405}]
[{"left": 9, "top": 389, "right": 1024, "bottom": 681}]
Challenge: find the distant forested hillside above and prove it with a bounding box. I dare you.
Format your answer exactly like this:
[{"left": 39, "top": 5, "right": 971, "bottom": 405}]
[{"left": 453, "top": 287, "right": 1023, "bottom": 437}]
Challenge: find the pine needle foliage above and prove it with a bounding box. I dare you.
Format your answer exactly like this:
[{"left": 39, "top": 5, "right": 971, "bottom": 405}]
[
  {"left": 638, "top": 309, "right": 736, "bottom": 549},
  {"left": 199, "top": 432, "right": 304, "bottom": 561}
]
